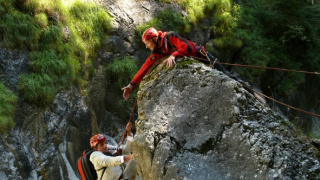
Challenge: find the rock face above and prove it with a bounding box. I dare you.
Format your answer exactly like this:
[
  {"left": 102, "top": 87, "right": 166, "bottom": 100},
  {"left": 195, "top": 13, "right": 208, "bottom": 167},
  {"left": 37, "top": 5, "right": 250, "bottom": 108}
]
[
  {"left": 132, "top": 57, "right": 320, "bottom": 180},
  {"left": 1, "top": 0, "right": 320, "bottom": 179}
]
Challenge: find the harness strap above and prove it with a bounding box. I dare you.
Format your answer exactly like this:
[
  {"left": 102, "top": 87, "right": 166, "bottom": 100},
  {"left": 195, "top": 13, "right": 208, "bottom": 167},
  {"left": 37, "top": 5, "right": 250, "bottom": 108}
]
[
  {"left": 97, "top": 167, "right": 107, "bottom": 180},
  {"left": 118, "top": 164, "right": 125, "bottom": 180}
]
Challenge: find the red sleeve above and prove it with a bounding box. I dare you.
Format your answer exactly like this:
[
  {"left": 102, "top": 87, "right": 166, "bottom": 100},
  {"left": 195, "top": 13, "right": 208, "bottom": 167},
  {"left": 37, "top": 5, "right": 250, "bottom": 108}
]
[{"left": 130, "top": 54, "right": 163, "bottom": 87}]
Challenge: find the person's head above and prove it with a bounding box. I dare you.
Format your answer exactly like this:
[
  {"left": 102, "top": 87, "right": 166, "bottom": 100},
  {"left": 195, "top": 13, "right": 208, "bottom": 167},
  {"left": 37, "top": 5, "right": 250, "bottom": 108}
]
[
  {"left": 142, "top": 27, "right": 158, "bottom": 51},
  {"left": 90, "top": 134, "right": 108, "bottom": 153}
]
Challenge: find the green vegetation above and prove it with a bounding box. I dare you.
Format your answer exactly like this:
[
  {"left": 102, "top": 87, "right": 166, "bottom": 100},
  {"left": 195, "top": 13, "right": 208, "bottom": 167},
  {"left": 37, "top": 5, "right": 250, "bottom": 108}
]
[
  {"left": 1, "top": 0, "right": 319, "bottom": 135},
  {"left": 142, "top": 0, "right": 320, "bottom": 100},
  {"left": 160, "top": 0, "right": 209, "bottom": 24},
  {"left": 106, "top": 57, "right": 139, "bottom": 103},
  {"left": 0, "top": 11, "right": 41, "bottom": 50},
  {"left": 140, "top": 0, "right": 242, "bottom": 48},
  {"left": 136, "top": 9, "right": 190, "bottom": 45},
  {"left": 0, "top": 0, "right": 112, "bottom": 105},
  {"left": 0, "top": 83, "right": 17, "bottom": 134},
  {"left": 234, "top": 0, "right": 319, "bottom": 95}
]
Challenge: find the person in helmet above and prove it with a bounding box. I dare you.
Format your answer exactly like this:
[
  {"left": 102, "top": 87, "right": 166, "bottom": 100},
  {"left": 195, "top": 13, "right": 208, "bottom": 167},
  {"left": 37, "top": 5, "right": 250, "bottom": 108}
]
[
  {"left": 121, "top": 27, "right": 198, "bottom": 100},
  {"left": 89, "top": 122, "right": 136, "bottom": 180},
  {"left": 121, "top": 27, "right": 265, "bottom": 104}
]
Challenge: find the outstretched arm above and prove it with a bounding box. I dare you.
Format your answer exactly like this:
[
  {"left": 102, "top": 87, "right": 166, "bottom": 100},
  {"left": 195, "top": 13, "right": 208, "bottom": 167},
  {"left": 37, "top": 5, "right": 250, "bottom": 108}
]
[{"left": 121, "top": 54, "right": 163, "bottom": 100}]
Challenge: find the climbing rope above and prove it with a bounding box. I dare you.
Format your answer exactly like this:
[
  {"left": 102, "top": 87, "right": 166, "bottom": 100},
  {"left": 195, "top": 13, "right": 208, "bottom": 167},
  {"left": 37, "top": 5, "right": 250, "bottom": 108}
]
[
  {"left": 192, "top": 56, "right": 320, "bottom": 118},
  {"left": 192, "top": 56, "right": 320, "bottom": 75},
  {"left": 116, "top": 54, "right": 319, "bottom": 140},
  {"left": 218, "top": 62, "right": 320, "bottom": 75},
  {"left": 117, "top": 57, "right": 167, "bottom": 147},
  {"left": 240, "top": 83, "right": 320, "bottom": 118},
  {"left": 118, "top": 98, "right": 137, "bottom": 147}
]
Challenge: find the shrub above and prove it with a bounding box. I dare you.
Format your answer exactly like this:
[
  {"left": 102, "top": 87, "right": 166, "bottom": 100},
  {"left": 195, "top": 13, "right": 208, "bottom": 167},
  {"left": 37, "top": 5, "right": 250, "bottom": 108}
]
[
  {"left": 106, "top": 57, "right": 139, "bottom": 103},
  {"left": 0, "top": 0, "right": 112, "bottom": 106},
  {"left": 69, "top": 1, "right": 112, "bottom": 53},
  {"left": 0, "top": 83, "right": 17, "bottom": 134},
  {"left": 157, "top": 9, "right": 190, "bottom": 33},
  {"left": 18, "top": 73, "right": 56, "bottom": 105},
  {"left": 106, "top": 57, "right": 138, "bottom": 90},
  {"left": 0, "top": 12, "right": 41, "bottom": 50}
]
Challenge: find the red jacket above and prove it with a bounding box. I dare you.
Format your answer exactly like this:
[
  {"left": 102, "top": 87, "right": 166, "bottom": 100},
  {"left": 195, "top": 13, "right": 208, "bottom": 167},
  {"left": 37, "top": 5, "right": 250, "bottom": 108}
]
[{"left": 130, "top": 31, "right": 198, "bottom": 86}]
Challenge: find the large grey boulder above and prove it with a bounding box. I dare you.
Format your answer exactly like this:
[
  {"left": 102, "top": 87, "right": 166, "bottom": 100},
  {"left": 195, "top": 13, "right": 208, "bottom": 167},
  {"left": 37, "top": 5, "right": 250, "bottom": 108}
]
[{"left": 132, "top": 57, "right": 320, "bottom": 180}]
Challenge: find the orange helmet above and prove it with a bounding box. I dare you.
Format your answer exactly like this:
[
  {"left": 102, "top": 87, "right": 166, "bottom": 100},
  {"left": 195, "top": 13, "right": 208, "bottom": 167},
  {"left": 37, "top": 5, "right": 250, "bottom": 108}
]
[
  {"left": 142, "top": 27, "right": 158, "bottom": 42},
  {"left": 90, "top": 134, "right": 106, "bottom": 148}
]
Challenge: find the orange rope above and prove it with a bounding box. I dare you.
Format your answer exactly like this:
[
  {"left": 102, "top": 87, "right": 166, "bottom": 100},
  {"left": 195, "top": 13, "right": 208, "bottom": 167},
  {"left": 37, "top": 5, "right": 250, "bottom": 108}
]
[
  {"left": 118, "top": 98, "right": 138, "bottom": 146},
  {"left": 192, "top": 56, "right": 320, "bottom": 75},
  {"left": 192, "top": 55, "right": 320, "bottom": 118},
  {"left": 117, "top": 58, "right": 166, "bottom": 147},
  {"left": 240, "top": 83, "right": 320, "bottom": 118},
  {"left": 219, "top": 62, "right": 320, "bottom": 75}
]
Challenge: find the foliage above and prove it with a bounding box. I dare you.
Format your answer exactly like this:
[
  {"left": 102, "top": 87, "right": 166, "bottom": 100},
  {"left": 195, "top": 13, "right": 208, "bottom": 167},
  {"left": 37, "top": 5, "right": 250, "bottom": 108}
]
[
  {"left": 106, "top": 57, "right": 139, "bottom": 103},
  {"left": 0, "top": 12, "right": 41, "bottom": 50},
  {"left": 139, "top": 0, "right": 320, "bottom": 102},
  {"left": 0, "top": 83, "right": 17, "bottom": 134},
  {"left": 69, "top": 1, "right": 112, "bottom": 53},
  {"left": 233, "top": 0, "right": 320, "bottom": 92},
  {"left": 211, "top": 3, "right": 243, "bottom": 50},
  {"left": 18, "top": 73, "right": 56, "bottom": 105},
  {"left": 35, "top": 13, "right": 48, "bottom": 29},
  {"left": 136, "top": 8, "right": 190, "bottom": 48},
  {"left": 160, "top": 0, "right": 206, "bottom": 24},
  {"left": 106, "top": 57, "right": 138, "bottom": 90},
  {"left": 157, "top": 9, "right": 190, "bottom": 33},
  {"left": 17, "top": 50, "right": 75, "bottom": 104},
  {"left": 0, "top": 0, "right": 112, "bottom": 106},
  {"left": 145, "top": 0, "right": 241, "bottom": 49}
]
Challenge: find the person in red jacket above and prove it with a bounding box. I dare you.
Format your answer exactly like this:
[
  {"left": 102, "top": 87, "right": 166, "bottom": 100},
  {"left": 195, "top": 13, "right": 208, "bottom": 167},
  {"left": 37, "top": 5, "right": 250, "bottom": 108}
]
[{"left": 121, "top": 27, "right": 265, "bottom": 104}]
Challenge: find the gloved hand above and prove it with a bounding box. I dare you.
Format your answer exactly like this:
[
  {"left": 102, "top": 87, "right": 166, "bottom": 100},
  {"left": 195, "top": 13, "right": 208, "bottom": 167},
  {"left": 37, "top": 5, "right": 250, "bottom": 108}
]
[{"left": 121, "top": 84, "right": 133, "bottom": 100}]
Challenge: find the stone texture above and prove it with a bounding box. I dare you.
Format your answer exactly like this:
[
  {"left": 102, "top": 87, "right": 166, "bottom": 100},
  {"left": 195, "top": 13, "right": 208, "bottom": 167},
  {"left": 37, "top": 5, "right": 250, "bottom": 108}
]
[
  {"left": 132, "top": 57, "right": 320, "bottom": 180},
  {"left": 0, "top": 0, "right": 320, "bottom": 179}
]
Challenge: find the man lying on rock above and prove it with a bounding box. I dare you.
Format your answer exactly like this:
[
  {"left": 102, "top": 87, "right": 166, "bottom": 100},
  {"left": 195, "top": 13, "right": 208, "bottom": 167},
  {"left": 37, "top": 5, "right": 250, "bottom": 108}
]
[
  {"left": 121, "top": 27, "right": 265, "bottom": 104},
  {"left": 89, "top": 122, "right": 136, "bottom": 180}
]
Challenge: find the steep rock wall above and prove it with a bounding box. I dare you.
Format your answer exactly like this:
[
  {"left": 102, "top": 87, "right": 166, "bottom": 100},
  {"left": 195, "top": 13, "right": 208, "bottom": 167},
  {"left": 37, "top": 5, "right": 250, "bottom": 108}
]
[{"left": 132, "top": 57, "right": 320, "bottom": 180}]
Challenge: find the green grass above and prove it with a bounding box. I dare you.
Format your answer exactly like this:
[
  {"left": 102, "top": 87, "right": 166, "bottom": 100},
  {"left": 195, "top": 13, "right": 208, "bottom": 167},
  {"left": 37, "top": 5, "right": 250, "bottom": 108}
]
[
  {"left": 144, "top": 0, "right": 241, "bottom": 49},
  {"left": 160, "top": 0, "right": 206, "bottom": 24},
  {"left": 0, "top": 83, "right": 17, "bottom": 134},
  {"left": 106, "top": 57, "right": 139, "bottom": 103},
  {"left": 18, "top": 73, "right": 56, "bottom": 105},
  {"left": 0, "top": 0, "right": 112, "bottom": 107},
  {"left": 106, "top": 57, "right": 139, "bottom": 90},
  {"left": 0, "top": 12, "right": 41, "bottom": 50},
  {"left": 0, "top": 0, "right": 112, "bottom": 134}
]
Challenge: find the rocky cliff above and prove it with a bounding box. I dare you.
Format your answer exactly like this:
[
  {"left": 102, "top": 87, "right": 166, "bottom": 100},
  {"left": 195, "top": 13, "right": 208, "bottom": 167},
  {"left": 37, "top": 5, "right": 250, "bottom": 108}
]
[
  {"left": 132, "top": 57, "right": 320, "bottom": 180},
  {"left": 1, "top": 0, "right": 320, "bottom": 180},
  {"left": 0, "top": 1, "right": 182, "bottom": 179}
]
